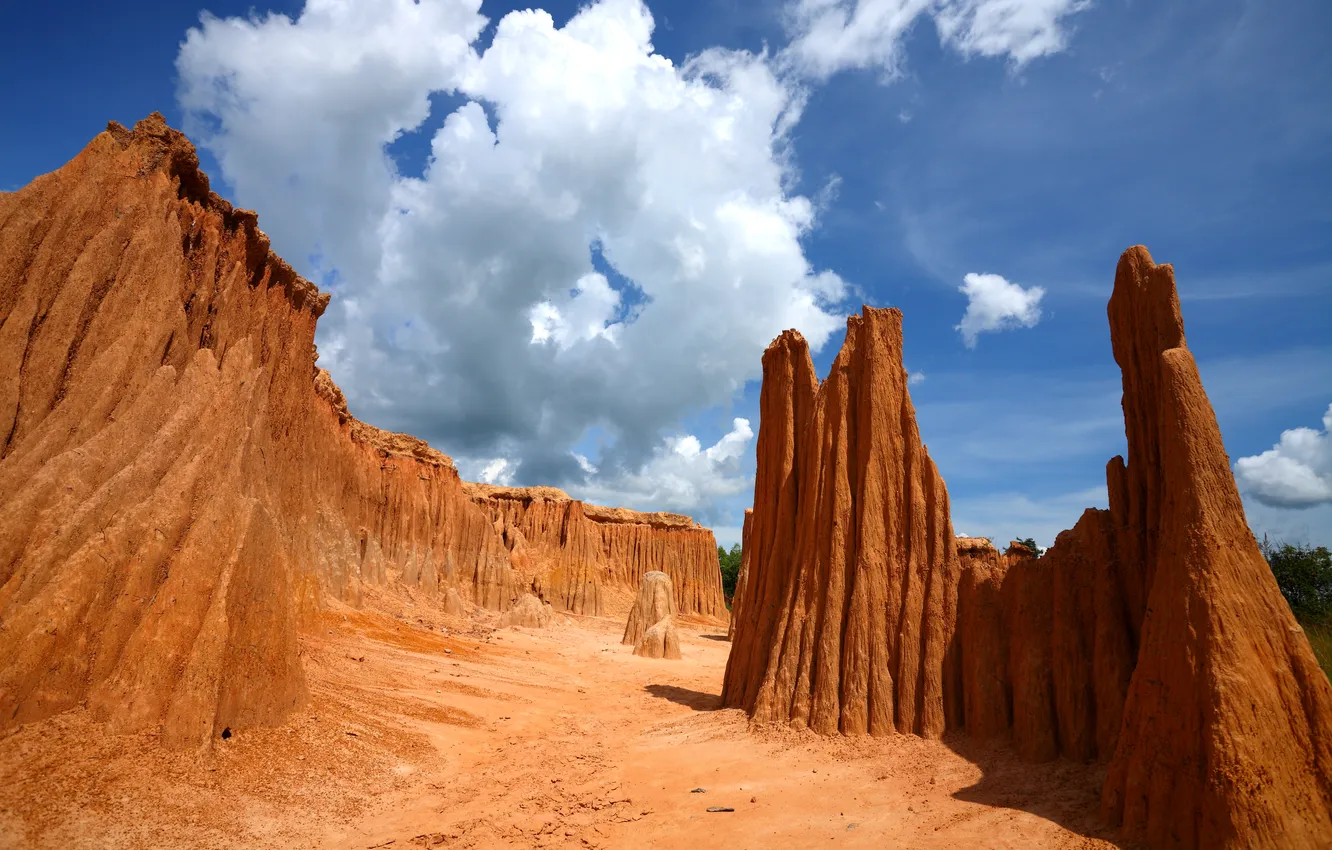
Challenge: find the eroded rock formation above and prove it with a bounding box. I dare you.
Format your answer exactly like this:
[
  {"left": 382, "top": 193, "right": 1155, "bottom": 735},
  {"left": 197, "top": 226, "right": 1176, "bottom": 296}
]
[
  {"left": 633, "top": 617, "right": 682, "bottom": 660},
  {"left": 721, "top": 307, "right": 961, "bottom": 737},
  {"left": 465, "top": 484, "right": 726, "bottom": 620},
  {"left": 725, "top": 249, "right": 1332, "bottom": 847},
  {"left": 1093, "top": 248, "right": 1332, "bottom": 846},
  {"left": 442, "top": 587, "right": 468, "bottom": 617},
  {"left": 956, "top": 252, "right": 1332, "bottom": 845},
  {"left": 500, "top": 593, "right": 554, "bottom": 629},
  {"left": 623, "top": 571, "right": 678, "bottom": 646},
  {"left": 0, "top": 115, "right": 524, "bottom": 746}
]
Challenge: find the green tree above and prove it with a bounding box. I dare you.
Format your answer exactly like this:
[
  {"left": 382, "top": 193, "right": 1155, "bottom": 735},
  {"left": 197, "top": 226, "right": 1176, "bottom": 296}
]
[
  {"left": 1014, "top": 537, "right": 1043, "bottom": 557},
  {"left": 1262, "top": 538, "right": 1332, "bottom": 681},
  {"left": 1263, "top": 537, "right": 1332, "bottom": 621},
  {"left": 718, "top": 543, "right": 743, "bottom": 604}
]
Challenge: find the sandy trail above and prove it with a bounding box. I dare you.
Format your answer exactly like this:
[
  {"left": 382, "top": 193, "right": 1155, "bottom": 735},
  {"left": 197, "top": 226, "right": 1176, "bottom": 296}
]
[{"left": 0, "top": 608, "right": 1127, "bottom": 849}]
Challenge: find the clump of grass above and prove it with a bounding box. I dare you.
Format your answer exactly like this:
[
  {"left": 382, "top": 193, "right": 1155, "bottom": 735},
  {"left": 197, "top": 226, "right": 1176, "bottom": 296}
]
[
  {"left": 1261, "top": 536, "right": 1332, "bottom": 681},
  {"left": 1300, "top": 619, "right": 1332, "bottom": 683}
]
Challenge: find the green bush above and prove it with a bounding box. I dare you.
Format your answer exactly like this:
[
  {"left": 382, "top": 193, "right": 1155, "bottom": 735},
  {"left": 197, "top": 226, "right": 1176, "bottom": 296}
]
[
  {"left": 1014, "top": 536, "right": 1043, "bottom": 557},
  {"left": 718, "top": 543, "right": 742, "bottom": 604},
  {"left": 1303, "top": 621, "right": 1332, "bottom": 682},
  {"left": 1262, "top": 538, "right": 1332, "bottom": 622},
  {"left": 1262, "top": 538, "right": 1332, "bottom": 682}
]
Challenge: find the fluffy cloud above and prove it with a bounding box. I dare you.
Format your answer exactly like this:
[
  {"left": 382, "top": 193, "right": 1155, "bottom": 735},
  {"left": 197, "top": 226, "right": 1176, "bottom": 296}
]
[
  {"left": 574, "top": 418, "right": 756, "bottom": 513},
  {"left": 954, "top": 272, "right": 1045, "bottom": 347},
  {"left": 1235, "top": 404, "right": 1332, "bottom": 508},
  {"left": 782, "top": 0, "right": 1090, "bottom": 80},
  {"left": 933, "top": 0, "right": 1091, "bottom": 64},
  {"left": 178, "top": 0, "right": 844, "bottom": 502},
  {"left": 477, "top": 458, "right": 516, "bottom": 486},
  {"left": 175, "top": 0, "right": 1089, "bottom": 524}
]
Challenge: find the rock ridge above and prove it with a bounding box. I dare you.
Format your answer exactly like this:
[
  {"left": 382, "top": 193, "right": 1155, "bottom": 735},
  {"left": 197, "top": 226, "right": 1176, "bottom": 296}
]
[
  {"left": 464, "top": 483, "right": 727, "bottom": 620},
  {"left": 0, "top": 114, "right": 521, "bottom": 746}
]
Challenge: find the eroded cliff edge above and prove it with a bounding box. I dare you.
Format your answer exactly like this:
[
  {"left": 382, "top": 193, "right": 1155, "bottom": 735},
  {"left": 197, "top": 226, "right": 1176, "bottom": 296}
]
[
  {"left": 463, "top": 483, "right": 727, "bottom": 620},
  {"left": 0, "top": 115, "right": 522, "bottom": 746},
  {"left": 725, "top": 250, "right": 1332, "bottom": 848}
]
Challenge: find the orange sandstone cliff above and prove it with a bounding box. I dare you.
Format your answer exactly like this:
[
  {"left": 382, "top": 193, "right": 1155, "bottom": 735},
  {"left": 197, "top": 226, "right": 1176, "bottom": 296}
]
[
  {"left": 463, "top": 483, "right": 727, "bottom": 620},
  {"left": 0, "top": 115, "right": 526, "bottom": 746},
  {"left": 1092, "top": 248, "right": 1332, "bottom": 846},
  {"left": 721, "top": 308, "right": 961, "bottom": 737},
  {"left": 726, "top": 251, "right": 1332, "bottom": 847}
]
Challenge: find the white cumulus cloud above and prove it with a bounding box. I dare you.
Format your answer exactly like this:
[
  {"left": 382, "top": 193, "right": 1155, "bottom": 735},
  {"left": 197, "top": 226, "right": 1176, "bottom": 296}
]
[
  {"left": 954, "top": 272, "right": 1045, "bottom": 348},
  {"left": 175, "top": 0, "right": 1090, "bottom": 525},
  {"left": 782, "top": 0, "right": 1090, "bottom": 80},
  {"left": 477, "top": 457, "right": 516, "bottom": 485},
  {"left": 575, "top": 418, "right": 756, "bottom": 513},
  {"left": 177, "top": 0, "right": 843, "bottom": 517},
  {"left": 1235, "top": 404, "right": 1332, "bottom": 508}
]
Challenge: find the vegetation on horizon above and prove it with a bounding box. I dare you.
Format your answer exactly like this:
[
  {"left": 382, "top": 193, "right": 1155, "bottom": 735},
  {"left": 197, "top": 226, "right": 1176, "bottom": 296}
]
[
  {"left": 718, "top": 543, "right": 742, "bottom": 605},
  {"left": 1263, "top": 538, "right": 1332, "bottom": 680},
  {"left": 1014, "top": 536, "right": 1043, "bottom": 557}
]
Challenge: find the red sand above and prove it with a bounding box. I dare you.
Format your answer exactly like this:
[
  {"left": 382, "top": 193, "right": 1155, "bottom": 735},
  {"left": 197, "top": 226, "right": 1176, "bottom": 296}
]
[{"left": 0, "top": 610, "right": 1122, "bottom": 849}]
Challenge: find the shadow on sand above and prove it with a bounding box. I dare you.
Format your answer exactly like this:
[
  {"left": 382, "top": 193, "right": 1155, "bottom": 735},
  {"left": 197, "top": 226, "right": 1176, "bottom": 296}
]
[
  {"left": 697, "top": 634, "right": 730, "bottom": 642},
  {"left": 940, "top": 734, "right": 1135, "bottom": 849},
  {"left": 644, "top": 684, "right": 721, "bottom": 711}
]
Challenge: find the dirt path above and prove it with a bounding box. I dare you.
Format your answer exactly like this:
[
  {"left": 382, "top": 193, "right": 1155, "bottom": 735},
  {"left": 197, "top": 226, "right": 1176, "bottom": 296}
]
[{"left": 0, "top": 607, "right": 1127, "bottom": 849}]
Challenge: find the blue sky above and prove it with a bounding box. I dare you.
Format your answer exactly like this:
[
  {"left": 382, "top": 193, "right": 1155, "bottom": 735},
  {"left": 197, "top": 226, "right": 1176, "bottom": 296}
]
[{"left": 3, "top": 0, "right": 1329, "bottom": 549}]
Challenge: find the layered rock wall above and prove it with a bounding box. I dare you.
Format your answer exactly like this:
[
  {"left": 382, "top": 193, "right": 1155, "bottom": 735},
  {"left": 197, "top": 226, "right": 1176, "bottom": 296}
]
[
  {"left": 464, "top": 484, "right": 727, "bottom": 620},
  {"left": 0, "top": 115, "right": 520, "bottom": 746}
]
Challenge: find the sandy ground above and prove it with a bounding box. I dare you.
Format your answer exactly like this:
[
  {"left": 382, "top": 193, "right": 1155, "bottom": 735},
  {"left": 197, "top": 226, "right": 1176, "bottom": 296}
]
[{"left": 0, "top": 606, "right": 1131, "bottom": 849}]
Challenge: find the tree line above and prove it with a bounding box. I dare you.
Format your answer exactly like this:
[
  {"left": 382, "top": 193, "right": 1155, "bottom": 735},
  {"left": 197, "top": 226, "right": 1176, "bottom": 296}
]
[{"left": 718, "top": 543, "right": 742, "bottom": 605}]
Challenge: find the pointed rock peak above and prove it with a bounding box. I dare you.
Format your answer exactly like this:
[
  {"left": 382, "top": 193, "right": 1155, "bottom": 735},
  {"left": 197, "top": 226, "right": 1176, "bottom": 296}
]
[{"left": 724, "top": 304, "right": 958, "bottom": 737}]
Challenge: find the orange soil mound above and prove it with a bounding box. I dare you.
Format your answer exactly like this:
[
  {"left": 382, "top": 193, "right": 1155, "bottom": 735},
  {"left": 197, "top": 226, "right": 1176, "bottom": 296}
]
[
  {"left": 0, "top": 115, "right": 516, "bottom": 746},
  {"left": 726, "top": 248, "right": 1332, "bottom": 847},
  {"left": 464, "top": 483, "right": 727, "bottom": 620}
]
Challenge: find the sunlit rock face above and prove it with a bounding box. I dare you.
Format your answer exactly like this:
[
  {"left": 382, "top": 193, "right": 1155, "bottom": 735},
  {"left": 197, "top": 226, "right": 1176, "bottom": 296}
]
[
  {"left": 721, "top": 307, "right": 961, "bottom": 739},
  {"left": 464, "top": 483, "right": 728, "bottom": 620},
  {"left": 0, "top": 115, "right": 521, "bottom": 747},
  {"left": 724, "top": 250, "right": 1332, "bottom": 848}
]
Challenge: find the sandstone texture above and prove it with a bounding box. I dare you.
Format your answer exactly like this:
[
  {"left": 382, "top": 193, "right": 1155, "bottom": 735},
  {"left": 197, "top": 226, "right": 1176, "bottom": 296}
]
[
  {"left": 500, "top": 593, "right": 554, "bottom": 629},
  {"left": 957, "top": 251, "right": 1332, "bottom": 846},
  {"left": 722, "top": 307, "right": 960, "bottom": 737},
  {"left": 442, "top": 587, "right": 468, "bottom": 617},
  {"left": 725, "top": 249, "right": 1332, "bottom": 848},
  {"left": 0, "top": 115, "right": 525, "bottom": 746},
  {"left": 633, "top": 617, "right": 682, "bottom": 660},
  {"left": 1093, "top": 247, "right": 1332, "bottom": 846},
  {"left": 622, "top": 571, "right": 679, "bottom": 647},
  {"left": 465, "top": 483, "right": 726, "bottom": 620}
]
